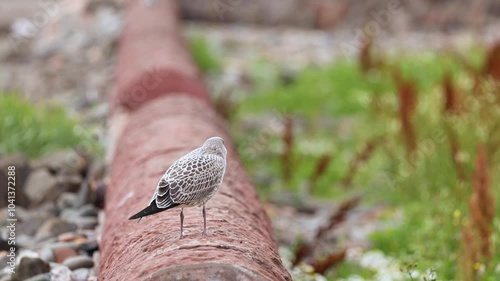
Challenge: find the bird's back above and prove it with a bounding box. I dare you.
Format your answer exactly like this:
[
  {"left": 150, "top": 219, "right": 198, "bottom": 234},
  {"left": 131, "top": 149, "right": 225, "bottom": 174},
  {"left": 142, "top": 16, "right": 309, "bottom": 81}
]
[{"left": 154, "top": 147, "right": 225, "bottom": 208}]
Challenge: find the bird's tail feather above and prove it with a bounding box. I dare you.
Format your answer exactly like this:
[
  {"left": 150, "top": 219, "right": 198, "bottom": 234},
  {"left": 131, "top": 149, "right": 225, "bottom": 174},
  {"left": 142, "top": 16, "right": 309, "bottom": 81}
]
[{"left": 128, "top": 201, "right": 180, "bottom": 220}]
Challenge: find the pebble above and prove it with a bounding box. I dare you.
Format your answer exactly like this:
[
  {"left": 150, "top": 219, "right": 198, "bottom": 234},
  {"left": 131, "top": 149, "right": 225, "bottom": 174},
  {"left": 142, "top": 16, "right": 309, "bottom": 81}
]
[
  {"left": 16, "top": 234, "right": 37, "bottom": 249},
  {"left": 32, "top": 150, "right": 87, "bottom": 175},
  {"left": 0, "top": 240, "right": 8, "bottom": 252},
  {"left": 73, "top": 217, "right": 98, "bottom": 230},
  {"left": 57, "top": 232, "right": 85, "bottom": 243},
  {"left": 62, "top": 256, "right": 94, "bottom": 270},
  {"left": 72, "top": 268, "right": 90, "bottom": 281},
  {"left": 77, "top": 204, "right": 99, "bottom": 217},
  {"left": 75, "top": 180, "right": 92, "bottom": 207},
  {"left": 35, "top": 218, "right": 77, "bottom": 241},
  {"left": 19, "top": 213, "right": 52, "bottom": 237},
  {"left": 53, "top": 247, "right": 78, "bottom": 264},
  {"left": 72, "top": 238, "right": 90, "bottom": 247},
  {"left": 44, "top": 242, "right": 79, "bottom": 251},
  {"left": 57, "top": 193, "right": 79, "bottom": 210},
  {"left": 16, "top": 249, "right": 40, "bottom": 261},
  {"left": 91, "top": 251, "right": 100, "bottom": 275},
  {"left": 78, "top": 241, "right": 99, "bottom": 255},
  {"left": 61, "top": 205, "right": 98, "bottom": 220},
  {"left": 49, "top": 264, "right": 75, "bottom": 281},
  {"left": 60, "top": 209, "right": 80, "bottom": 221},
  {"left": 0, "top": 153, "right": 31, "bottom": 208},
  {"left": 94, "top": 180, "right": 107, "bottom": 208},
  {"left": 24, "top": 274, "right": 50, "bottom": 281},
  {"left": 57, "top": 172, "right": 84, "bottom": 193},
  {"left": 24, "top": 169, "right": 59, "bottom": 206},
  {"left": 38, "top": 247, "right": 55, "bottom": 263},
  {"left": 12, "top": 257, "right": 50, "bottom": 281}
]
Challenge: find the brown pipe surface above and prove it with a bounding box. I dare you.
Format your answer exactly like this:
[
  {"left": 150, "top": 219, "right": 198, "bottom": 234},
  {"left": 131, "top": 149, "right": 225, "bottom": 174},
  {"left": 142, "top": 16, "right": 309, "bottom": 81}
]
[
  {"left": 114, "top": 0, "right": 210, "bottom": 110},
  {"left": 100, "top": 0, "right": 292, "bottom": 280}
]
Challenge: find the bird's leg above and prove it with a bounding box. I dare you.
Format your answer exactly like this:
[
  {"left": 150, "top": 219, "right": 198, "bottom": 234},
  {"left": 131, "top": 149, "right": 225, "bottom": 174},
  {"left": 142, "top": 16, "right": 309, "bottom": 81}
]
[
  {"left": 180, "top": 208, "right": 184, "bottom": 238},
  {"left": 202, "top": 204, "right": 207, "bottom": 235}
]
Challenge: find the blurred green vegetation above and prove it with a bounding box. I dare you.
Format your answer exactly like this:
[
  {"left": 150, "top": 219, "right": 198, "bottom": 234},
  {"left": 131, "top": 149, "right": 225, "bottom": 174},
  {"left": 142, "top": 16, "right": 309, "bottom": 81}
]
[
  {"left": 223, "top": 46, "right": 499, "bottom": 280},
  {"left": 188, "top": 35, "right": 221, "bottom": 73},
  {"left": 0, "top": 94, "right": 100, "bottom": 158}
]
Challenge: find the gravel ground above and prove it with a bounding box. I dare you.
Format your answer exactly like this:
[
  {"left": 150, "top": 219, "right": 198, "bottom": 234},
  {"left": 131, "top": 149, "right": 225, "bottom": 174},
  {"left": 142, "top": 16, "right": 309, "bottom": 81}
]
[{"left": 185, "top": 21, "right": 500, "bottom": 66}]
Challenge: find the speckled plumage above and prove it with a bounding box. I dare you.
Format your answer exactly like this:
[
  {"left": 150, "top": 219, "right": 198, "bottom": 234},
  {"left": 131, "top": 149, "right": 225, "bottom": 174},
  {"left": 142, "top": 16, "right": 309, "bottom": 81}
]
[{"left": 129, "top": 137, "right": 227, "bottom": 236}]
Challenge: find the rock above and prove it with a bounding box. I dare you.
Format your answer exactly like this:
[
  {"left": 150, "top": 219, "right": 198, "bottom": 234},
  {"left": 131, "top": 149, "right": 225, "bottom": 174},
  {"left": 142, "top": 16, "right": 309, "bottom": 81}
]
[
  {"left": 11, "top": 257, "right": 50, "bottom": 281},
  {"left": 49, "top": 264, "right": 75, "bottom": 281},
  {"left": 91, "top": 251, "right": 100, "bottom": 276},
  {"left": 60, "top": 209, "right": 80, "bottom": 221},
  {"left": 0, "top": 153, "right": 31, "bottom": 208},
  {"left": 16, "top": 234, "right": 37, "bottom": 249},
  {"left": 37, "top": 202, "right": 58, "bottom": 214},
  {"left": 48, "top": 241, "right": 79, "bottom": 248},
  {"left": 78, "top": 241, "right": 99, "bottom": 256},
  {"left": 72, "top": 217, "right": 98, "bottom": 230},
  {"left": 57, "top": 232, "right": 84, "bottom": 243},
  {"left": 75, "top": 180, "right": 91, "bottom": 208},
  {"left": 38, "top": 247, "right": 55, "bottom": 263},
  {"left": 93, "top": 180, "right": 106, "bottom": 208},
  {"left": 77, "top": 204, "right": 98, "bottom": 217},
  {"left": 32, "top": 151, "right": 87, "bottom": 175},
  {"left": 18, "top": 211, "right": 52, "bottom": 237},
  {"left": 35, "top": 218, "right": 77, "bottom": 241},
  {"left": 24, "top": 274, "right": 50, "bottom": 281},
  {"left": 2, "top": 206, "right": 51, "bottom": 238},
  {"left": 53, "top": 247, "right": 78, "bottom": 264},
  {"left": 57, "top": 172, "right": 83, "bottom": 193},
  {"left": 86, "top": 103, "right": 109, "bottom": 124},
  {"left": 179, "top": 0, "right": 314, "bottom": 26},
  {"left": 87, "top": 159, "right": 106, "bottom": 183},
  {"left": 61, "top": 204, "right": 97, "bottom": 221},
  {"left": 24, "top": 168, "right": 59, "bottom": 206},
  {"left": 72, "top": 268, "right": 89, "bottom": 281},
  {"left": 17, "top": 249, "right": 40, "bottom": 261},
  {"left": 62, "top": 256, "right": 94, "bottom": 270},
  {"left": 0, "top": 249, "right": 7, "bottom": 264},
  {"left": 0, "top": 239, "right": 9, "bottom": 252},
  {"left": 57, "top": 193, "right": 79, "bottom": 210},
  {"left": 0, "top": 0, "right": 41, "bottom": 30},
  {"left": 72, "top": 237, "right": 89, "bottom": 247}
]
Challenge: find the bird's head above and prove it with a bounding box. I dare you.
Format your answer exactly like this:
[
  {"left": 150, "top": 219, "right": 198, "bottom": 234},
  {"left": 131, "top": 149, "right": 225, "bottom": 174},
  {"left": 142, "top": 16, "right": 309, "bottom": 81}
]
[{"left": 203, "top": 137, "right": 227, "bottom": 158}]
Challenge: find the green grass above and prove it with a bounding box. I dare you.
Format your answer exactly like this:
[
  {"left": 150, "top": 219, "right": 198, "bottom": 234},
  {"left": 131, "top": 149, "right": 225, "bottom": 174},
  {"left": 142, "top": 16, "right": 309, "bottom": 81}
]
[
  {"left": 188, "top": 35, "right": 221, "bottom": 73},
  {"left": 0, "top": 93, "right": 99, "bottom": 158},
  {"left": 331, "top": 262, "right": 376, "bottom": 279},
  {"left": 229, "top": 49, "right": 500, "bottom": 280}
]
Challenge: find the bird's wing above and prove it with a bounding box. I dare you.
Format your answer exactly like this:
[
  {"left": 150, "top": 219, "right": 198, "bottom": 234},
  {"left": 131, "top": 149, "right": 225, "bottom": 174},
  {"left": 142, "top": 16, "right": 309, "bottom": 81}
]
[
  {"left": 151, "top": 149, "right": 225, "bottom": 208},
  {"left": 167, "top": 153, "right": 225, "bottom": 205}
]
